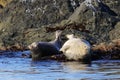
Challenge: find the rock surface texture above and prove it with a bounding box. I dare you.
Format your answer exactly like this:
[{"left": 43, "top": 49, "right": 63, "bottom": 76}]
[{"left": 0, "top": 0, "right": 119, "bottom": 54}]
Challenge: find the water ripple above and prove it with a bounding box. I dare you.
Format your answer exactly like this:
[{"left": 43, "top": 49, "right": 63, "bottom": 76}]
[{"left": 0, "top": 58, "right": 120, "bottom": 80}]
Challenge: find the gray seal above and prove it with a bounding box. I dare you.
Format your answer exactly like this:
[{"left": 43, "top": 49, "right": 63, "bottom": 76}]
[
  {"left": 28, "top": 30, "right": 62, "bottom": 61},
  {"left": 60, "top": 34, "right": 91, "bottom": 63}
]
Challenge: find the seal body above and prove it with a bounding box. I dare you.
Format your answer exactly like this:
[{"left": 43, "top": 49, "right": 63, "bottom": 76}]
[
  {"left": 28, "top": 30, "right": 62, "bottom": 61},
  {"left": 60, "top": 34, "right": 91, "bottom": 63}
]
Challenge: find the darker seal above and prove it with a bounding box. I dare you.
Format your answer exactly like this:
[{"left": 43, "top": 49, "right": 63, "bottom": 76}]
[{"left": 28, "top": 30, "right": 62, "bottom": 61}]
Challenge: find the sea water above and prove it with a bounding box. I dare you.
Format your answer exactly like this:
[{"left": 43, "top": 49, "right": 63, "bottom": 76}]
[{"left": 0, "top": 53, "right": 120, "bottom": 80}]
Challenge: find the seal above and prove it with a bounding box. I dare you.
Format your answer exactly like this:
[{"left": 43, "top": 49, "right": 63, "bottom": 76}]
[
  {"left": 28, "top": 30, "right": 62, "bottom": 61},
  {"left": 60, "top": 34, "right": 91, "bottom": 63}
]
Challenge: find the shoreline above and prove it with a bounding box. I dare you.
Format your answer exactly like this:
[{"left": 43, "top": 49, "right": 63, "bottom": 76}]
[{"left": 0, "top": 39, "right": 120, "bottom": 61}]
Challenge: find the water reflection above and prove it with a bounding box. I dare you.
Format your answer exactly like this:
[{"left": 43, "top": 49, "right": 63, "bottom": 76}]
[
  {"left": 61, "top": 61, "right": 90, "bottom": 72},
  {"left": 0, "top": 57, "right": 120, "bottom": 80}
]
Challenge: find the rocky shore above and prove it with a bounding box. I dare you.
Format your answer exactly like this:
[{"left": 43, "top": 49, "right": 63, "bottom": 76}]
[
  {"left": 0, "top": 39, "right": 119, "bottom": 61},
  {"left": 42, "top": 39, "right": 120, "bottom": 61},
  {"left": 0, "top": 0, "right": 120, "bottom": 60},
  {"left": 91, "top": 39, "right": 120, "bottom": 60}
]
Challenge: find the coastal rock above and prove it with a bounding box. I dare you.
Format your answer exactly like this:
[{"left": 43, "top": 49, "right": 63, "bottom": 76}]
[
  {"left": 67, "top": 0, "right": 120, "bottom": 44},
  {"left": 0, "top": 0, "right": 119, "bottom": 61},
  {"left": 0, "top": 0, "right": 12, "bottom": 7},
  {"left": 92, "top": 39, "right": 120, "bottom": 60},
  {"left": 0, "top": 0, "right": 73, "bottom": 49}
]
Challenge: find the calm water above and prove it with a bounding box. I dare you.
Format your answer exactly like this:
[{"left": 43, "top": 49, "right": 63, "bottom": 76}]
[{"left": 0, "top": 52, "right": 120, "bottom": 80}]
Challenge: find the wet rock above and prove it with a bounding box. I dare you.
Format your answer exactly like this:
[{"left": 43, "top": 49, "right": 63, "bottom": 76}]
[
  {"left": 92, "top": 39, "right": 120, "bottom": 60},
  {"left": 48, "top": 39, "right": 120, "bottom": 61},
  {"left": 0, "top": 43, "right": 28, "bottom": 51}
]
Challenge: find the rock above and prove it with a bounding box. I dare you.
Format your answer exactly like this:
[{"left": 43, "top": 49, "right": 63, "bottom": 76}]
[
  {"left": 0, "top": 0, "right": 73, "bottom": 49},
  {"left": 92, "top": 39, "right": 120, "bottom": 60},
  {"left": 109, "top": 21, "right": 120, "bottom": 40},
  {"left": 68, "top": 0, "right": 120, "bottom": 44},
  {"left": 0, "top": 0, "right": 12, "bottom": 7},
  {"left": 0, "top": 0, "right": 119, "bottom": 61}
]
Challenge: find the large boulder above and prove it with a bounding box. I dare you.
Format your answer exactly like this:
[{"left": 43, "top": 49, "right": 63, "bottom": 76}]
[
  {"left": 67, "top": 0, "right": 120, "bottom": 44},
  {"left": 0, "top": 0, "right": 73, "bottom": 49}
]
